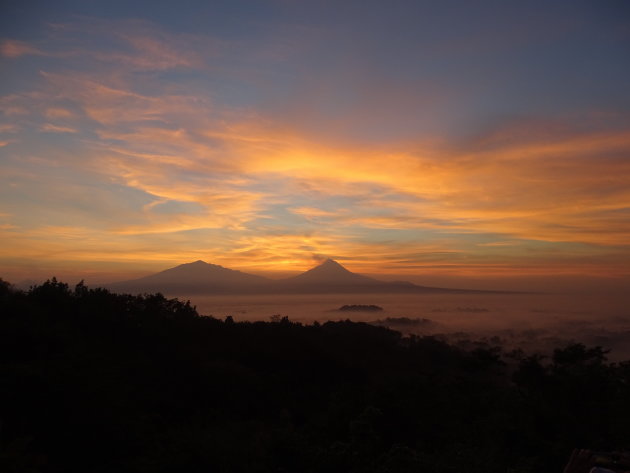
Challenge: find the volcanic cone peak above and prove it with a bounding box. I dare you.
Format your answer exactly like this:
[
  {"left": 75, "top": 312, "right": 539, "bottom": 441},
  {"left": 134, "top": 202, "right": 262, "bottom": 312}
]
[
  {"left": 108, "top": 258, "right": 499, "bottom": 295},
  {"left": 284, "top": 259, "right": 377, "bottom": 285},
  {"left": 108, "top": 259, "right": 271, "bottom": 294},
  {"left": 311, "top": 258, "right": 355, "bottom": 274}
]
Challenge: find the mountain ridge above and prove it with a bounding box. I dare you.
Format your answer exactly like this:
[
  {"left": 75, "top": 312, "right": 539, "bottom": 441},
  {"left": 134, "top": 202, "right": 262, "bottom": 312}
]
[
  {"left": 282, "top": 258, "right": 379, "bottom": 286},
  {"left": 108, "top": 259, "right": 271, "bottom": 294},
  {"left": 108, "top": 259, "right": 504, "bottom": 295}
]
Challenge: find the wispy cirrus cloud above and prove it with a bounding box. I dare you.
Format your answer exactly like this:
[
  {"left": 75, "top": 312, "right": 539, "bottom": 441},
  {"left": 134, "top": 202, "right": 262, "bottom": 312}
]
[
  {"left": 41, "top": 123, "right": 78, "bottom": 133},
  {"left": 1, "top": 16, "right": 629, "bottom": 280},
  {"left": 0, "top": 39, "right": 42, "bottom": 58}
]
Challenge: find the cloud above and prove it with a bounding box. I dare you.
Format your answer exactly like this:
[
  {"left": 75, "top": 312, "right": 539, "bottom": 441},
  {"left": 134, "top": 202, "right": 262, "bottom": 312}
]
[
  {"left": 18, "top": 18, "right": 210, "bottom": 71},
  {"left": 41, "top": 123, "right": 78, "bottom": 133},
  {"left": 104, "top": 32, "right": 202, "bottom": 70},
  {"left": 45, "top": 108, "right": 74, "bottom": 119},
  {"left": 9, "top": 68, "right": 630, "bottom": 252},
  {"left": 477, "top": 241, "right": 520, "bottom": 247},
  {"left": 0, "top": 124, "right": 19, "bottom": 133},
  {"left": 0, "top": 40, "right": 41, "bottom": 58},
  {"left": 1, "top": 18, "right": 629, "bottom": 279}
]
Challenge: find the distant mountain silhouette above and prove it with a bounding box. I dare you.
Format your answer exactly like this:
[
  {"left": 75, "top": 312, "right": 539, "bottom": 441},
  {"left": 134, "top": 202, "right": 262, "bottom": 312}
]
[
  {"left": 282, "top": 258, "right": 378, "bottom": 285},
  {"left": 108, "top": 260, "right": 271, "bottom": 294},
  {"left": 276, "top": 259, "right": 479, "bottom": 294},
  {"left": 109, "top": 259, "right": 499, "bottom": 295}
]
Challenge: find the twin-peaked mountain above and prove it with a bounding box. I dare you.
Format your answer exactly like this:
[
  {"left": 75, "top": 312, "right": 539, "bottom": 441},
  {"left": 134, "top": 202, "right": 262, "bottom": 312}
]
[{"left": 108, "top": 259, "right": 485, "bottom": 295}]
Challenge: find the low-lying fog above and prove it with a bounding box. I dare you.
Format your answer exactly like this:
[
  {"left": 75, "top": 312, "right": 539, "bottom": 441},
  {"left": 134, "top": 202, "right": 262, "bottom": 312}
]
[{"left": 185, "top": 292, "right": 630, "bottom": 361}]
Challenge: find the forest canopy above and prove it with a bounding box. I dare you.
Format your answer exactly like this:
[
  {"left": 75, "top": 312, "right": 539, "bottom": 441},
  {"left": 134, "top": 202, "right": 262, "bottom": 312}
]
[{"left": 1, "top": 278, "right": 629, "bottom": 473}]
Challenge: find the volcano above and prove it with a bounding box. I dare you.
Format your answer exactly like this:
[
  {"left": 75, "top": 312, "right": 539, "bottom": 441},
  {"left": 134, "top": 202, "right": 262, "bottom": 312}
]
[
  {"left": 281, "top": 258, "right": 378, "bottom": 285},
  {"left": 108, "top": 260, "right": 271, "bottom": 294},
  {"left": 276, "top": 259, "right": 463, "bottom": 294},
  {"left": 108, "top": 258, "right": 497, "bottom": 295}
]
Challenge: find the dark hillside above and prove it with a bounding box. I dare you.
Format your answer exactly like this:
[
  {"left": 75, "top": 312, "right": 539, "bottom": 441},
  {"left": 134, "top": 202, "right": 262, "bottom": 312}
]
[{"left": 1, "top": 278, "right": 629, "bottom": 472}]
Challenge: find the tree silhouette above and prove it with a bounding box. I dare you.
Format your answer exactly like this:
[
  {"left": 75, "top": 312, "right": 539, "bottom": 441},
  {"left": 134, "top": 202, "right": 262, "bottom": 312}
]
[{"left": 0, "top": 279, "right": 629, "bottom": 472}]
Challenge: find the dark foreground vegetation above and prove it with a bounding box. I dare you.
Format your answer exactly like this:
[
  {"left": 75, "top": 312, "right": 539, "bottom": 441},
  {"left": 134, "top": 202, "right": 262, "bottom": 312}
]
[{"left": 1, "top": 278, "right": 629, "bottom": 473}]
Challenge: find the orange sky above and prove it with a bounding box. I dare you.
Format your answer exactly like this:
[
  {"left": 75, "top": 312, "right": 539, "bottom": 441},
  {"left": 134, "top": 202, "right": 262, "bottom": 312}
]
[{"left": 1, "top": 2, "right": 630, "bottom": 286}]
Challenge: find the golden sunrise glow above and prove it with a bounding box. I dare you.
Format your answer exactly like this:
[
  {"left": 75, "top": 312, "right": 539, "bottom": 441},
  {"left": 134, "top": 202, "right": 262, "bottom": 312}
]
[{"left": 1, "top": 12, "right": 629, "bottom": 285}]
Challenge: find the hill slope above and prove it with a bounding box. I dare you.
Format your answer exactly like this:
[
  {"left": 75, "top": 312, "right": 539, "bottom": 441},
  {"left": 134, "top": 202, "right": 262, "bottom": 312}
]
[
  {"left": 276, "top": 259, "right": 481, "bottom": 294},
  {"left": 282, "top": 258, "right": 379, "bottom": 285},
  {"left": 109, "top": 260, "right": 271, "bottom": 294},
  {"left": 109, "top": 259, "right": 500, "bottom": 295}
]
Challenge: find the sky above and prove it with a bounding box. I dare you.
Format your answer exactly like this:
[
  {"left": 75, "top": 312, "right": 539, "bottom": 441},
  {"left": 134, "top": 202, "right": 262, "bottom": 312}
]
[{"left": 1, "top": 0, "right": 630, "bottom": 287}]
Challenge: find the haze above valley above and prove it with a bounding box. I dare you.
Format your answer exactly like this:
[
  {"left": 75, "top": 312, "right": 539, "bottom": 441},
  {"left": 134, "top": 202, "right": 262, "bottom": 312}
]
[{"left": 96, "top": 258, "right": 630, "bottom": 362}]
